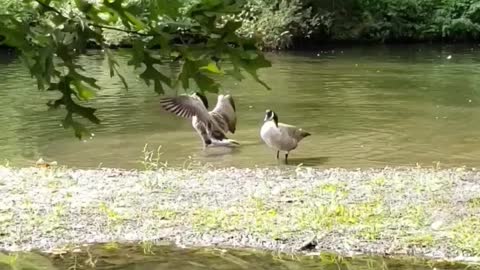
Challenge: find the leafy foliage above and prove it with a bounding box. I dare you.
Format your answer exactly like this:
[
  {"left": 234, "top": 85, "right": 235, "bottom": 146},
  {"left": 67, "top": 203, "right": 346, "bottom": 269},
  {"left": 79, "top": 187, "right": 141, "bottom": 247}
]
[
  {"left": 305, "top": 0, "right": 480, "bottom": 42},
  {"left": 225, "top": 0, "right": 320, "bottom": 50},
  {"left": 0, "top": 0, "right": 271, "bottom": 139}
]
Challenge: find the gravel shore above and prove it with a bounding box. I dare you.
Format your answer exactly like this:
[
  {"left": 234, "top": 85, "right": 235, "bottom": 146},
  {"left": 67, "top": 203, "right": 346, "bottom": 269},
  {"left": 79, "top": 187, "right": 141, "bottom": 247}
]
[{"left": 0, "top": 165, "right": 479, "bottom": 264}]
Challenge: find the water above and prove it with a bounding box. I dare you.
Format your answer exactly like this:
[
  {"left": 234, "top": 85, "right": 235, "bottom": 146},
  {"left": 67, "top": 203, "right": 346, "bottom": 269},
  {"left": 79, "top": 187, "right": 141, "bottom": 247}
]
[
  {"left": 1, "top": 44, "right": 480, "bottom": 169},
  {"left": 0, "top": 244, "right": 471, "bottom": 270}
]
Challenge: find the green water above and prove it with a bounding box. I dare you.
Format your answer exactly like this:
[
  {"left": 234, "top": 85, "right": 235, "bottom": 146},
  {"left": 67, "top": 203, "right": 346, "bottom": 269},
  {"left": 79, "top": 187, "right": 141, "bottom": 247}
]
[
  {"left": 0, "top": 244, "right": 472, "bottom": 270},
  {"left": 1, "top": 44, "right": 480, "bottom": 169}
]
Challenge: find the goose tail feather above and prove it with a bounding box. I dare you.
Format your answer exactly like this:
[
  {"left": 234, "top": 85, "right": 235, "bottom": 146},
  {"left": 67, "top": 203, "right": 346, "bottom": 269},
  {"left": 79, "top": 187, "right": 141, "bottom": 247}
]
[{"left": 299, "top": 129, "right": 311, "bottom": 138}]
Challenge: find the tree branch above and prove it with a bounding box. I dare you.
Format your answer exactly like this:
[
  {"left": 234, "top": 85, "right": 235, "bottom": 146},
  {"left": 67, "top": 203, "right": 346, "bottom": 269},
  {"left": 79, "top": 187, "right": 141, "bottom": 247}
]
[
  {"left": 90, "top": 23, "right": 150, "bottom": 36},
  {"left": 34, "top": 0, "right": 149, "bottom": 37}
]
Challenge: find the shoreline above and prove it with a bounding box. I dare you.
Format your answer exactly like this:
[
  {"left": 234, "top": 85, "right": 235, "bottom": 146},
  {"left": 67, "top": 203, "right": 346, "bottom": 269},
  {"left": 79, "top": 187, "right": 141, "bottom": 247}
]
[
  {"left": 0, "top": 165, "right": 479, "bottom": 265},
  {"left": 2, "top": 40, "right": 480, "bottom": 52}
]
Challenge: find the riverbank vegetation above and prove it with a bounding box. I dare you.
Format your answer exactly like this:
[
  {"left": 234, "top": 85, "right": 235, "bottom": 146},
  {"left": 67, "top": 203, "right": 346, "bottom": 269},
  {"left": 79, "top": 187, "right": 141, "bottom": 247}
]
[
  {"left": 237, "top": 0, "right": 480, "bottom": 47},
  {"left": 2, "top": 0, "right": 479, "bottom": 51},
  {"left": 305, "top": 0, "right": 480, "bottom": 45}
]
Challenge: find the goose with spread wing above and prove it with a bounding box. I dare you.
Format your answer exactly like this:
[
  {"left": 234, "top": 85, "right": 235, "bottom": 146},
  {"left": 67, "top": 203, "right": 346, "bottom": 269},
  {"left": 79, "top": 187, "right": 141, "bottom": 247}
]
[{"left": 160, "top": 92, "right": 239, "bottom": 148}]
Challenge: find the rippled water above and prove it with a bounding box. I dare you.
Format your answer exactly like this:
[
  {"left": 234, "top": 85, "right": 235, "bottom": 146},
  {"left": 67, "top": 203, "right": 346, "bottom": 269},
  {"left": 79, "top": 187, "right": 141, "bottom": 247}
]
[
  {"left": 0, "top": 244, "right": 470, "bottom": 270},
  {"left": 1, "top": 44, "right": 480, "bottom": 169}
]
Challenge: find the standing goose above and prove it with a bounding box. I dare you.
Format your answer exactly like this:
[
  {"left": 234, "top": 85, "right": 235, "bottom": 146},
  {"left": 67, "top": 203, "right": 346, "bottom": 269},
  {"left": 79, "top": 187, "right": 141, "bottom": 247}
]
[
  {"left": 160, "top": 92, "right": 239, "bottom": 148},
  {"left": 260, "top": 109, "right": 311, "bottom": 164}
]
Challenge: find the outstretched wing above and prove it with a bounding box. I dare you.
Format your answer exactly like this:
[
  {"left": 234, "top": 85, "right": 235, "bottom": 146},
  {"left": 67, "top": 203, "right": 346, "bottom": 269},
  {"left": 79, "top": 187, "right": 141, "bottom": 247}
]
[
  {"left": 211, "top": 94, "right": 237, "bottom": 133},
  {"left": 160, "top": 95, "right": 211, "bottom": 124}
]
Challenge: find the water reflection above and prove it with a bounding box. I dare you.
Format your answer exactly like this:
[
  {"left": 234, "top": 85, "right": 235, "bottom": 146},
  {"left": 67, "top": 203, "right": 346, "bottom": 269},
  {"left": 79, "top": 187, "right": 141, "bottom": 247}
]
[
  {"left": 0, "top": 244, "right": 472, "bottom": 270},
  {"left": 1, "top": 45, "right": 480, "bottom": 169}
]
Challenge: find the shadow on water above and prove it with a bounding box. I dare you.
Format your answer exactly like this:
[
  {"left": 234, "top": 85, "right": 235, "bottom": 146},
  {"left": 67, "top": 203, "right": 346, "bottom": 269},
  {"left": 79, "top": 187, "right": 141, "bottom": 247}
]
[
  {"left": 0, "top": 49, "right": 16, "bottom": 65},
  {"left": 0, "top": 243, "right": 476, "bottom": 270}
]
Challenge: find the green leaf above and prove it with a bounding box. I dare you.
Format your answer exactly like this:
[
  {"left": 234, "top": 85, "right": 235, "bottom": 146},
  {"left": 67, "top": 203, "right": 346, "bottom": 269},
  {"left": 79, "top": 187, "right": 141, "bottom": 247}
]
[
  {"left": 240, "top": 50, "right": 259, "bottom": 60},
  {"left": 0, "top": 18, "right": 29, "bottom": 48},
  {"left": 146, "top": 33, "right": 172, "bottom": 56},
  {"left": 103, "top": 0, "right": 147, "bottom": 30},
  {"left": 68, "top": 69, "right": 101, "bottom": 90},
  {"left": 194, "top": 73, "right": 220, "bottom": 93},
  {"left": 225, "top": 68, "right": 245, "bottom": 81},
  {"left": 62, "top": 113, "right": 92, "bottom": 140},
  {"left": 71, "top": 102, "right": 100, "bottom": 124},
  {"left": 105, "top": 48, "right": 129, "bottom": 91},
  {"left": 139, "top": 64, "right": 170, "bottom": 94},
  {"left": 72, "top": 80, "right": 96, "bottom": 101},
  {"left": 127, "top": 40, "right": 145, "bottom": 68},
  {"left": 124, "top": 11, "right": 146, "bottom": 30},
  {"left": 153, "top": 80, "right": 164, "bottom": 94},
  {"left": 236, "top": 50, "right": 272, "bottom": 90},
  {"left": 220, "top": 20, "right": 243, "bottom": 34},
  {"left": 199, "top": 62, "right": 224, "bottom": 75},
  {"left": 150, "top": 0, "right": 182, "bottom": 18},
  {"left": 176, "top": 59, "right": 196, "bottom": 89},
  {"left": 74, "top": 0, "right": 93, "bottom": 13},
  {"left": 51, "top": 15, "right": 68, "bottom": 27}
]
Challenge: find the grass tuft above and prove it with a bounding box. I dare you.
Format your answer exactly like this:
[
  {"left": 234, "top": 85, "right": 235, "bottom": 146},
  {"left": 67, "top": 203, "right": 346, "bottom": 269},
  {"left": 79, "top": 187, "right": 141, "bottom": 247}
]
[{"left": 450, "top": 217, "right": 480, "bottom": 256}]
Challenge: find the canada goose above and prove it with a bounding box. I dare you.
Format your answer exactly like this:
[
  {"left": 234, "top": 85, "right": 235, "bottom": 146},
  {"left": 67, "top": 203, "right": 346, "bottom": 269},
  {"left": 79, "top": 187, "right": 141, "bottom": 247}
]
[
  {"left": 260, "top": 109, "right": 311, "bottom": 164},
  {"left": 160, "top": 92, "right": 239, "bottom": 148}
]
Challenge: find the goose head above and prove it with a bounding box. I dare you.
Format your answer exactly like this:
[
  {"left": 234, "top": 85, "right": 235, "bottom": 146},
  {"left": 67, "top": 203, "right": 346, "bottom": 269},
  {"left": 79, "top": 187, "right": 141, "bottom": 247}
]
[
  {"left": 194, "top": 92, "right": 209, "bottom": 109},
  {"left": 264, "top": 109, "right": 278, "bottom": 127}
]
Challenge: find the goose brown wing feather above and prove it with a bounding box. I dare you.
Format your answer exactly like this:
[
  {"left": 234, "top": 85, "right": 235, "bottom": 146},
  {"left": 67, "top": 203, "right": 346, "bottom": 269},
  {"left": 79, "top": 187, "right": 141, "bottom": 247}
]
[
  {"left": 160, "top": 95, "right": 212, "bottom": 124},
  {"left": 211, "top": 95, "right": 237, "bottom": 133}
]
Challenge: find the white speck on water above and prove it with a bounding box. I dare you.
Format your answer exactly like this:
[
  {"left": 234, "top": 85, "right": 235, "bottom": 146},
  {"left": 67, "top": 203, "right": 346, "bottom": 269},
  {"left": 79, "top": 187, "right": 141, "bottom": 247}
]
[{"left": 447, "top": 55, "right": 452, "bottom": 59}]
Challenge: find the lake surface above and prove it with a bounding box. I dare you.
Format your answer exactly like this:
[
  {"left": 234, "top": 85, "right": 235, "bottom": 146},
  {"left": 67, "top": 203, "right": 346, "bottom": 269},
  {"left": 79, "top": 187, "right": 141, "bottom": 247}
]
[
  {"left": 1, "top": 44, "right": 480, "bottom": 169},
  {"left": 0, "top": 244, "right": 471, "bottom": 270}
]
